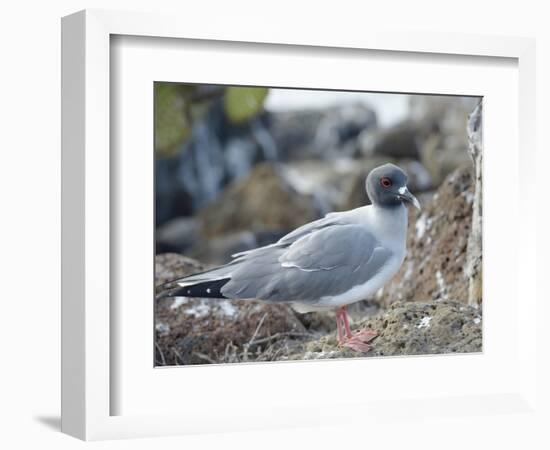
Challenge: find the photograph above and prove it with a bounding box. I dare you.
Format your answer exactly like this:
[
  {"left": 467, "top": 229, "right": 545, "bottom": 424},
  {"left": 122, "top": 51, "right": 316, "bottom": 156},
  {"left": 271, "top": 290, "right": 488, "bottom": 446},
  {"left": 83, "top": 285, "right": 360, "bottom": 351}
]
[{"left": 153, "top": 83, "right": 483, "bottom": 366}]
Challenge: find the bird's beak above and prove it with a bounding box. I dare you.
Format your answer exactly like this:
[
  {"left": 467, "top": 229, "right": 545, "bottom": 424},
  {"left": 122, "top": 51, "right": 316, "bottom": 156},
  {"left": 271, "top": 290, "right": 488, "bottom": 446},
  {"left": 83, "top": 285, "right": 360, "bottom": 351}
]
[{"left": 398, "top": 187, "right": 421, "bottom": 210}]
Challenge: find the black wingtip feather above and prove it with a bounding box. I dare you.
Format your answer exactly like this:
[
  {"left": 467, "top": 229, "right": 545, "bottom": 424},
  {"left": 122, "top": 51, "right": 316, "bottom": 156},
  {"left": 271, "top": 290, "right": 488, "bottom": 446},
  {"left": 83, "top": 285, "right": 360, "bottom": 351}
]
[{"left": 168, "top": 278, "right": 230, "bottom": 299}]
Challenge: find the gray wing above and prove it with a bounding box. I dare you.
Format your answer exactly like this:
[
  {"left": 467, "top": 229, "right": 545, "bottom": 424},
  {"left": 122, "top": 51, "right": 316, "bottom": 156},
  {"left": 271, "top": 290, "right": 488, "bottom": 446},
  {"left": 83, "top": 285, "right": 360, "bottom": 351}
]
[
  {"left": 231, "top": 212, "right": 345, "bottom": 258},
  {"left": 276, "top": 212, "right": 346, "bottom": 246},
  {"left": 221, "top": 224, "right": 393, "bottom": 303}
]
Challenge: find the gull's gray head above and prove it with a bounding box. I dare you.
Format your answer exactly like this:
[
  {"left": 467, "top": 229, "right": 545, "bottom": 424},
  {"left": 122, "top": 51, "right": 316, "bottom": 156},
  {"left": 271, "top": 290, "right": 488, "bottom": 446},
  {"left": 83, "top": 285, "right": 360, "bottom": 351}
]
[{"left": 366, "top": 163, "right": 421, "bottom": 210}]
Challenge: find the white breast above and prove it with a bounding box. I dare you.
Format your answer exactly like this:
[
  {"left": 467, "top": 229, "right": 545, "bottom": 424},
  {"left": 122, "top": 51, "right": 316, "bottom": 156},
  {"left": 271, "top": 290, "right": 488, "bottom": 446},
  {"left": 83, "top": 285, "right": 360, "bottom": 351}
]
[{"left": 291, "top": 204, "right": 408, "bottom": 313}]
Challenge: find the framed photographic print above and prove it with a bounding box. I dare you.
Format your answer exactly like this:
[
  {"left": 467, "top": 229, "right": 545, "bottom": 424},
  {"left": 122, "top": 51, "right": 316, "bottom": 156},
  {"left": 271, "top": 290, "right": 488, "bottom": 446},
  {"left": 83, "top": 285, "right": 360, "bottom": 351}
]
[{"left": 62, "top": 9, "right": 539, "bottom": 441}]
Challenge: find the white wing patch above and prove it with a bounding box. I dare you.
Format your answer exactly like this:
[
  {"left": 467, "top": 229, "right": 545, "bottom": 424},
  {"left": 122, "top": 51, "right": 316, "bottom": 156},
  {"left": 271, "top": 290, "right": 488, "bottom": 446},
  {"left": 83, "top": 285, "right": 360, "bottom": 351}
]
[
  {"left": 281, "top": 261, "right": 338, "bottom": 272},
  {"left": 177, "top": 274, "right": 232, "bottom": 288}
]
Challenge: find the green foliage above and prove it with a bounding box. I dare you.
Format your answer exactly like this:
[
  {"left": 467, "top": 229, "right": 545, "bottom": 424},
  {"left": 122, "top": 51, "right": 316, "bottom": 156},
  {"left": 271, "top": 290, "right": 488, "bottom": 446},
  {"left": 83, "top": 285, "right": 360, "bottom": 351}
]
[
  {"left": 224, "top": 86, "right": 269, "bottom": 124},
  {"left": 154, "top": 83, "right": 191, "bottom": 157}
]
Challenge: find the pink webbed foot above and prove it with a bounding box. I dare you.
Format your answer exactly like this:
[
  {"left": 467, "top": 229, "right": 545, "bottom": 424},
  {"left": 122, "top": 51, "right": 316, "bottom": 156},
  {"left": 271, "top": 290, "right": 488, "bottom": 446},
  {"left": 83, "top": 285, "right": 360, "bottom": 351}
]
[
  {"left": 340, "top": 336, "right": 374, "bottom": 353},
  {"left": 352, "top": 328, "right": 378, "bottom": 343},
  {"left": 335, "top": 306, "right": 377, "bottom": 354}
]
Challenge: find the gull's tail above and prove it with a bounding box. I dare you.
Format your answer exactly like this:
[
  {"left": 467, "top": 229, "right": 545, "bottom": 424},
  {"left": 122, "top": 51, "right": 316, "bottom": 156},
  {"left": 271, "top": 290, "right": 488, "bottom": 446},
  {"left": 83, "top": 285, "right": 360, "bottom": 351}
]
[
  {"left": 158, "top": 264, "right": 234, "bottom": 299},
  {"left": 166, "top": 278, "right": 230, "bottom": 299}
]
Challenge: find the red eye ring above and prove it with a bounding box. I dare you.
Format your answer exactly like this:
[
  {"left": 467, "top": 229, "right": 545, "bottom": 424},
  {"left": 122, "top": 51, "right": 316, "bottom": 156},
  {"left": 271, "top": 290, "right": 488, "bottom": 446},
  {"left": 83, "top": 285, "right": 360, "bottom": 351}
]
[{"left": 380, "top": 177, "right": 393, "bottom": 188}]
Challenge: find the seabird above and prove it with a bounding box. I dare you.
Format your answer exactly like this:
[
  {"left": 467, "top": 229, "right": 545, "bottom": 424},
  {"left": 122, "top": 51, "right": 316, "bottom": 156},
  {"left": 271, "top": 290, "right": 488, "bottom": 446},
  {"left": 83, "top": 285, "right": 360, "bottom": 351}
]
[{"left": 166, "top": 163, "right": 420, "bottom": 353}]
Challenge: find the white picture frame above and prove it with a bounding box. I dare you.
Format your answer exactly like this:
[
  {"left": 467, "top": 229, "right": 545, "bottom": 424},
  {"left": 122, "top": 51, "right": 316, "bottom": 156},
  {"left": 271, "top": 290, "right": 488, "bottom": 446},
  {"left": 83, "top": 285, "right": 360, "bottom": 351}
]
[{"left": 61, "top": 9, "right": 539, "bottom": 441}]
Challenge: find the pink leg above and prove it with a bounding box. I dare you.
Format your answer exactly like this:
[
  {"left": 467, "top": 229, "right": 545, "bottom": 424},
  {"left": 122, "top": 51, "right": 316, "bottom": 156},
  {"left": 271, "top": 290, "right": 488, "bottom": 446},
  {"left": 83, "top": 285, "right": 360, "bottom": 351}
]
[
  {"left": 341, "top": 305, "right": 352, "bottom": 338},
  {"left": 335, "top": 306, "right": 347, "bottom": 342}
]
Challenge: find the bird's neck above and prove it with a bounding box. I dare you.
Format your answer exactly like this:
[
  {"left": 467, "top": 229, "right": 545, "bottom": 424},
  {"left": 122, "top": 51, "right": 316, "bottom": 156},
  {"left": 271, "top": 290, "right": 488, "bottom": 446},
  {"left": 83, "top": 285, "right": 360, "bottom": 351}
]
[{"left": 367, "top": 203, "right": 408, "bottom": 248}]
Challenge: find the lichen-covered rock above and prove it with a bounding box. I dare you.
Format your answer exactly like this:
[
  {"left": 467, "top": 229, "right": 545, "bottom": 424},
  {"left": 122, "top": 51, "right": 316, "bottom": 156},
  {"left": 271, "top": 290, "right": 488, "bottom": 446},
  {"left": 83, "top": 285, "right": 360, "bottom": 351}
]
[
  {"left": 197, "top": 163, "right": 320, "bottom": 238},
  {"left": 293, "top": 300, "right": 482, "bottom": 359},
  {"left": 377, "top": 164, "right": 475, "bottom": 307},
  {"left": 364, "top": 300, "right": 482, "bottom": 356}
]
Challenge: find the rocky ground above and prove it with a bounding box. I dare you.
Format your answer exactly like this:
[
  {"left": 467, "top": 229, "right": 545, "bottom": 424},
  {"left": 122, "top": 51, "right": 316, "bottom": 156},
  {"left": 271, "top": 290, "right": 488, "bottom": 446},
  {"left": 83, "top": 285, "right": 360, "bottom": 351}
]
[
  {"left": 296, "top": 301, "right": 482, "bottom": 360},
  {"left": 154, "top": 96, "right": 483, "bottom": 365}
]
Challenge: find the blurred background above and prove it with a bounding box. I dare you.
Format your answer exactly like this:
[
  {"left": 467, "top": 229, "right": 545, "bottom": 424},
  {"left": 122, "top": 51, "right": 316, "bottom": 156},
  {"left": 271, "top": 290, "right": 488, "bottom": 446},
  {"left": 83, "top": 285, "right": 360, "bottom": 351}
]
[{"left": 154, "top": 83, "right": 478, "bottom": 265}]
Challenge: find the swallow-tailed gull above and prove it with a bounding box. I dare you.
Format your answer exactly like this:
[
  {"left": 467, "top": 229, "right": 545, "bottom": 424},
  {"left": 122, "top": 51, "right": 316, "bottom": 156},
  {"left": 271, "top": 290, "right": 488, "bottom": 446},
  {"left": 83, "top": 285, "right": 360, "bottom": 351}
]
[{"left": 167, "top": 163, "right": 420, "bottom": 353}]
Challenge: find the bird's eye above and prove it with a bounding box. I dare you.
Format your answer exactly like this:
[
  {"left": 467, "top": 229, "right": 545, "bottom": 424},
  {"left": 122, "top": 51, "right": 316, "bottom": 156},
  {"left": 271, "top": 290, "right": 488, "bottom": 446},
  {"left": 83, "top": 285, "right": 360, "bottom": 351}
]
[{"left": 380, "top": 177, "right": 393, "bottom": 188}]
